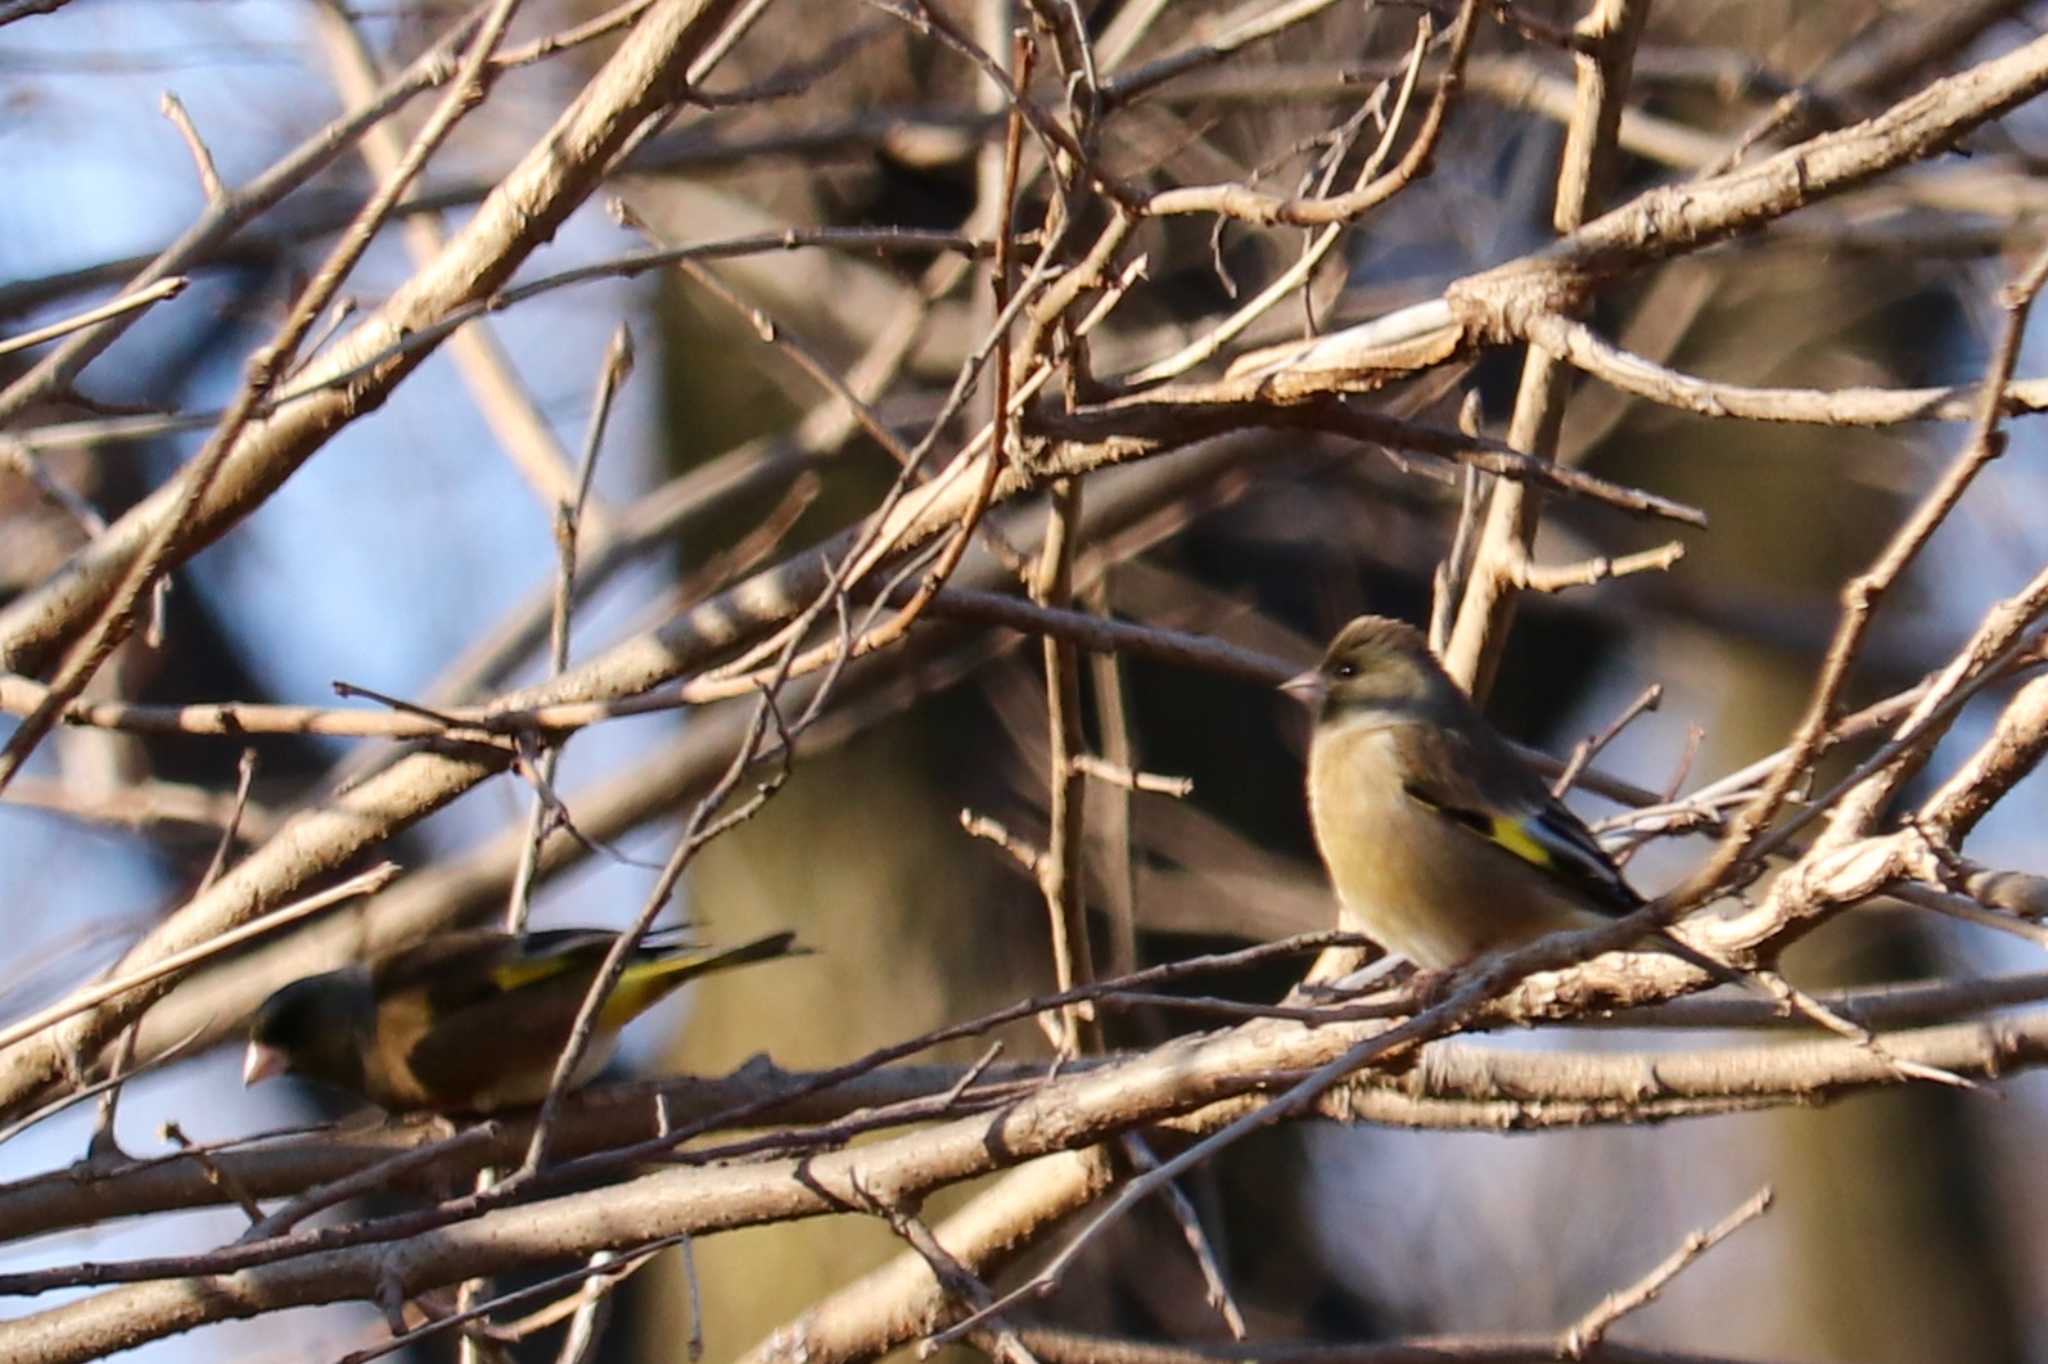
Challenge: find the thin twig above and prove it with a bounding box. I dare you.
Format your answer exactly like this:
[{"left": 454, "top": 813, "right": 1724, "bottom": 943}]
[
  {"left": 0, "top": 279, "right": 188, "bottom": 360},
  {"left": 1118, "top": 1133, "right": 1248, "bottom": 1339},
  {"left": 1553, "top": 684, "right": 1662, "bottom": 797},
  {"left": 0, "top": 864, "right": 397, "bottom": 1058},
  {"left": 160, "top": 1121, "right": 265, "bottom": 1226},
  {"left": 1561, "top": 1186, "right": 1773, "bottom": 1357},
  {"left": 199, "top": 749, "right": 258, "bottom": 893},
  {"left": 1683, "top": 240, "right": 2048, "bottom": 902},
  {"left": 0, "top": 0, "right": 530, "bottom": 796},
  {"left": 507, "top": 327, "right": 634, "bottom": 933}
]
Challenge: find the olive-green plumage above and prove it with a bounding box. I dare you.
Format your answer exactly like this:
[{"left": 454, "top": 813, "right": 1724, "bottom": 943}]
[
  {"left": 1285, "top": 616, "right": 1724, "bottom": 974},
  {"left": 244, "top": 928, "right": 802, "bottom": 1112}
]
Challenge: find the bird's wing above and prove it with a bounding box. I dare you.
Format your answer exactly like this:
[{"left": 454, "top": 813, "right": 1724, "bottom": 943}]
[
  {"left": 1389, "top": 725, "right": 1641, "bottom": 918},
  {"left": 374, "top": 929, "right": 654, "bottom": 1009},
  {"left": 375, "top": 930, "right": 800, "bottom": 1110},
  {"left": 375, "top": 931, "right": 632, "bottom": 1109},
  {"left": 390, "top": 973, "right": 605, "bottom": 1111},
  {"left": 378, "top": 925, "right": 638, "bottom": 987}
]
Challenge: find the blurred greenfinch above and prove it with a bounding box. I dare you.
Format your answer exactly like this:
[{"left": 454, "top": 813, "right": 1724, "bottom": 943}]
[{"left": 244, "top": 928, "right": 801, "bottom": 1113}]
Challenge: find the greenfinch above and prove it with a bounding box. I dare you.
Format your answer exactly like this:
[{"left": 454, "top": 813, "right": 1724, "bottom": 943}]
[
  {"left": 243, "top": 928, "right": 801, "bottom": 1113},
  {"left": 1285, "top": 616, "right": 1723, "bottom": 976}
]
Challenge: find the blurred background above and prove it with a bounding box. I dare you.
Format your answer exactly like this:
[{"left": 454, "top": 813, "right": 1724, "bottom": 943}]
[{"left": 3, "top": 1, "right": 2048, "bottom": 1360}]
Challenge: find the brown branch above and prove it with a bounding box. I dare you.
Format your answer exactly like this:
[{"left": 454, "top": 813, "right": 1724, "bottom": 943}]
[
  {"left": 1699, "top": 0, "right": 2029, "bottom": 173},
  {"left": 0, "top": 0, "right": 758, "bottom": 677},
  {"left": 507, "top": 326, "right": 634, "bottom": 931},
  {"left": 0, "top": 773, "right": 281, "bottom": 842},
  {"left": 0, "top": 0, "right": 755, "bottom": 1128},
  {"left": 1453, "top": 32, "right": 2048, "bottom": 315},
  {"left": 0, "top": 866, "right": 394, "bottom": 1059},
  {"left": 1025, "top": 395, "right": 1707, "bottom": 524},
  {"left": 1009, "top": 1329, "right": 1755, "bottom": 1364},
  {"left": 1442, "top": 0, "right": 1651, "bottom": 699},
  {"left": 1244, "top": 35, "right": 2048, "bottom": 396},
  {"left": 15, "top": 949, "right": 2048, "bottom": 1254},
  {"left": 1528, "top": 312, "right": 2048, "bottom": 427},
  {"left": 314, "top": 0, "right": 609, "bottom": 531},
  {"left": 1563, "top": 1185, "right": 1773, "bottom": 1357},
  {"left": 101, "top": 441, "right": 1285, "bottom": 1097},
  {"left": 738, "top": 1149, "right": 1115, "bottom": 1364},
  {"left": 1922, "top": 672, "right": 2048, "bottom": 844},
  {"left": 1554, "top": 683, "right": 1662, "bottom": 797},
  {"left": 1118, "top": 9, "right": 1443, "bottom": 388},
  {"left": 0, "top": 0, "right": 531, "bottom": 798},
  {"left": 1137, "top": 0, "right": 1479, "bottom": 226},
  {"left": 21, "top": 972, "right": 2048, "bottom": 1361},
  {"left": 0, "top": 3, "right": 493, "bottom": 426},
  {"left": 0, "top": 279, "right": 188, "bottom": 360},
  {"left": 1683, "top": 237, "right": 2048, "bottom": 900}
]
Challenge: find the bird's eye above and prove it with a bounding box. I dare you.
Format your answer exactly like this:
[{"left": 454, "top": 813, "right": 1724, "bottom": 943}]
[{"left": 1333, "top": 662, "right": 1358, "bottom": 679}]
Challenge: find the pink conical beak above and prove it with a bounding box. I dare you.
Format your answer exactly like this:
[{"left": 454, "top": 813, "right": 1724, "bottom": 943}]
[
  {"left": 1280, "top": 668, "right": 1325, "bottom": 705},
  {"left": 242, "top": 1040, "right": 288, "bottom": 1087}
]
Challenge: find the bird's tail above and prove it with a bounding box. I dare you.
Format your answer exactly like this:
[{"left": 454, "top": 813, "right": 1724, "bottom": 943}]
[{"left": 605, "top": 930, "right": 805, "bottom": 1026}]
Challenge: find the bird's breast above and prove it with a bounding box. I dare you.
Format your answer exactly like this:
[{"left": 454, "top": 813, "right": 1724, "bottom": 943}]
[{"left": 1305, "top": 724, "right": 1591, "bottom": 968}]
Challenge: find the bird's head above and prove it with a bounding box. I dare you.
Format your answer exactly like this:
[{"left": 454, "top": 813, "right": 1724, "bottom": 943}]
[
  {"left": 243, "top": 967, "right": 374, "bottom": 1091},
  {"left": 1281, "top": 616, "right": 1464, "bottom": 729}
]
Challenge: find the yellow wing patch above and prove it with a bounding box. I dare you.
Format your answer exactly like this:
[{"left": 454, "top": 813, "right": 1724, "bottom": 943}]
[
  {"left": 489, "top": 934, "right": 796, "bottom": 1031},
  {"left": 488, "top": 954, "right": 581, "bottom": 993},
  {"left": 597, "top": 952, "right": 719, "bottom": 1029},
  {"left": 1486, "top": 814, "right": 1556, "bottom": 871},
  {"left": 489, "top": 952, "right": 700, "bottom": 1028}
]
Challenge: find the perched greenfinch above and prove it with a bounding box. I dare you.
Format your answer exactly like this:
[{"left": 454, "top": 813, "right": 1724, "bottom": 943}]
[
  {"left": 1285, "top": 616, "right": 1723, "bottom": 976},
  {"left": 243, "top": 928, "right": 801, "bottom": 1113}
]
